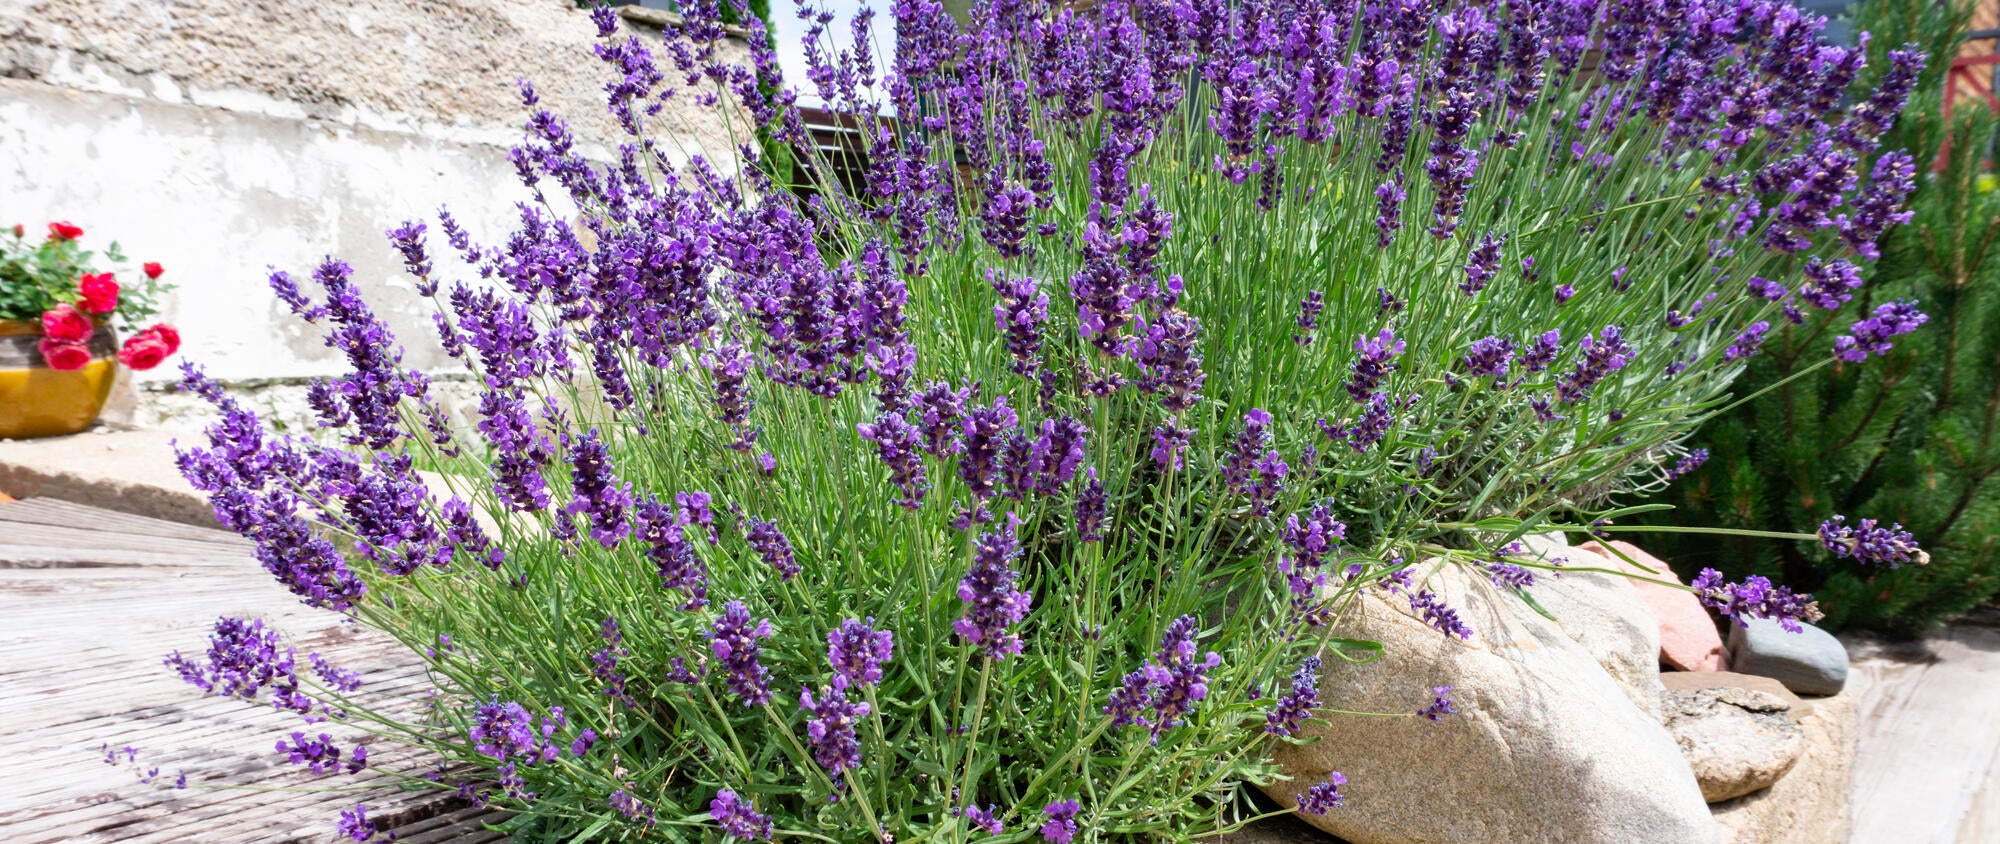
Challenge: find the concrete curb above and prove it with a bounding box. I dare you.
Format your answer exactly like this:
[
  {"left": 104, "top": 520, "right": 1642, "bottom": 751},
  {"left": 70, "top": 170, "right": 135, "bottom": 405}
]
[{"left": 0, "top": 428, "right": 220, "bottom": 528}]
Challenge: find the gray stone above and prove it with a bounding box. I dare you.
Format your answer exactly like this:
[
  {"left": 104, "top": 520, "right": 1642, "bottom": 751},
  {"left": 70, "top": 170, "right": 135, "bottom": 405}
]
[
  {"left": 1265, "top": 562, "right": 1719, "bottom": 844},
  {"left": 1728, "top": 618, "right": 1849, "bottom": 696},
  {"left": 1662, "top": 686, "right": 1805, "bottom": 802},
  {"left": 1710, "top": 692, "right": 1855, "bottom": 844}
]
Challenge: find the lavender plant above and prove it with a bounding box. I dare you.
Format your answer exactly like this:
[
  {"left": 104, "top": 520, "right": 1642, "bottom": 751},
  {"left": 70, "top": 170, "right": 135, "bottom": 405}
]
[{"left": 164, "top": 0, "right": 1927, "bottom": 839}]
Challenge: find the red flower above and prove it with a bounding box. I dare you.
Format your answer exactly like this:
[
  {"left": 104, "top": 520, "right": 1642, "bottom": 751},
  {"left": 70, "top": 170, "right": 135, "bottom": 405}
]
[
  {"left": 37, "top": 338, "right": 92, "bottom": 371},
  {"left": 135, "top": 323, "right": 181, "bottom": 355},
  {"left": 39, "top": 304, "right": 93, "bottom": 343},
  {"left": 46, "top": 221, "right": 83, "bottom": 241},
  {"left": 116, "top": 335, "right": 170, "bottom": 371},
  {"left": 79, "top": 273, "right": 120, "bottom": 314},
  {"left": 10, "top": 224, "right": 22, "bottom": 238},
  {"left": 143, "top": 262, "right": 165, "bottom": 279}
]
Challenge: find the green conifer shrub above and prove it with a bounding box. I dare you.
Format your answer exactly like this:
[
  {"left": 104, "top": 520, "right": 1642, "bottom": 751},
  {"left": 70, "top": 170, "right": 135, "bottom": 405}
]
[{"left": 1654, "top": 0, "right": 2000, "bottom": 636}]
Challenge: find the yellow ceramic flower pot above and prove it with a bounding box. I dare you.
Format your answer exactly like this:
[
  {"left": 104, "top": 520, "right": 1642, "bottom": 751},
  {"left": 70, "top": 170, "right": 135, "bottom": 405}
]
[{"left": 0, "top": 318, "right": 118, "bottom": 439}]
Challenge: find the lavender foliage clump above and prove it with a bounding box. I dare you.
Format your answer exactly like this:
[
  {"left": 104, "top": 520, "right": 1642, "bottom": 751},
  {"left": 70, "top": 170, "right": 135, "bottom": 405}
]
[{"left": 150, "top": 0, "right": 1931, "bottom": 837}]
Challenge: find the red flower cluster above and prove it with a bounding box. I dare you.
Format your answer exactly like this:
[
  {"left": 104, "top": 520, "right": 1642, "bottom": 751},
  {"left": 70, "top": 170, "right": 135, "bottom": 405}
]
[
  {"left": 79, "top": 272, "right": 120, "bottom": 314},
  {"left": 34, "top": 306, "right": 179, "bottom": 372},
  {"left": 15, "top": 220, "right": 180, "bottom": 371},
  {"left": 117, "top": 324, "right": 181, "bottom": 370}
]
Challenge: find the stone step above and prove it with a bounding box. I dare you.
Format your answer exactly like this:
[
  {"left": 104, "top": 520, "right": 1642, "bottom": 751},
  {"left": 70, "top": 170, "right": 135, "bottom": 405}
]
[{"left": 0, "top": 428, "right": 217, "bottom": 528}]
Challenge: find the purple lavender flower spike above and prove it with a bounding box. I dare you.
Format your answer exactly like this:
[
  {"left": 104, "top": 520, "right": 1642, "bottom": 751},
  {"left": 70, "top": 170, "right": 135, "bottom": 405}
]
[
  {"left": 955, "top": 513, "right": 1032, "bottom": 660},
  {"left": 1151, "top": 422, "right": 1193, "bottom": 470},
  {"left": 609, "top": 789, "right": 656, "bottom": 825},
  {"left": 1664, "top": 449, "right": 1710, "bottom": 481},
  {"left": 1131, "top": 310, "right": 1206, "bottom": 413},
  {"left": 1818, "top": 515, "right": 1926, "bottom": 568},
  {"left": 1040, "top": 799, "right": 1081, "bottom": 843},
  {"left": 702, "top": 339, "right": 759, "bottom": 450},
  {"left": 827, "top": 618, "right": 893, "bottom": 688},
  {"left": 1484, "top": 559, "right": 1534, "bottom": 590},
  {"left": 164, "top": 616, "right": 296, "bottom": 701},
  {"left": 1460, "top": 232, "right": 1506, "bottom": 296},
  {"left": 470, "top": 697, "right": 542, "bottom": 761},
  {"left": 1518, "top": 330, "right": 1560, "bottom": 374},
  {"left": 1266, "top": 656, "right": 1322, "bottom": 737},
  {"left": 1222, "top": 409, "right": 1287, "bottom": 516},
  {"left": 1374, "top": 175, "right": 1407, "bottom": 247},
  {"left": 1140, "top": 616, "right": 1223, "bottom": 742},
  {"left": 1297, "top": 772, "right": 1347, "bottom": 814},
  {"left": 1725, "top": 322, "right": 1772, "bottom": 361},
  {"left": 1690, "top": 568, "right": 1824, "bottom": 632},
  {"left": 275, "top": 731, "right": 345, "bottom": 775},
  {"left": 1346, "top": 328, "right": 1405, "bottom": 402},
  {"left": 1840, "top": 151, "right": 1917, "bottom": 259},
  {"left": 1409, "top": 589, "right": 1474, "bottom": 639},
  {"left": 1280, "top": 505, "right": 1347, "bottom": 601},
  {"left": 1295, "top": 290, "right": 1324, "bottom": 346},
  {"left": 711, "top": 789, "right": 773, "bottom": 840},
  {"left": 709, "top": 601, "right": 774, "bottom": 706},
  {"left": 961, "top": 804, "right": 1003, "bottom": 836},
  {"left": 799, "top": 683, "right": 870, "bottom": 779},
  {"left": 336, "top": 804, "right": 377, "bottom": 842},
  {"left": 991, "top": 270, "right": 1050, "bottom": 375},
  {"left": 911, "top": 380, "right": 972, "bottom": 456},
  {"left": 1556, "top": 326, "right": 1631, "bottom": 404},
  {"left": 857, "top": 411, "right": 930, "bottom": 509},
  {"left": 744, "top": 516, "right": 800, "bottom": 581},
  {"left": 562, "top": 429, "right": 634, "bottom": 548},
  {"left": 1416, "top": 685, "right": 1456, "bottom": 721},
  {"left": 1833, "top": 300, "right": 1927, "bottom": 362},
  {"left": 958, "top": 395, "right": 1019, "bottom": 500},
  {"left": 1799, "top": 257, "right": 1865, "bottom": 311},
  {"left": 1075, "top": 468, "right": 1108, "bottom": 543},
  {"left": 1461, "top": 335, "right": 1515, "bottom": 380},
  {"left": 642, "top": 498, "right": 709, "bottom": 601}
]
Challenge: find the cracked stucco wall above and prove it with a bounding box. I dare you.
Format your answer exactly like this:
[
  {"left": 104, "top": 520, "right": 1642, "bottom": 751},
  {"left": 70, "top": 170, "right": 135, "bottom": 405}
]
[{"left": 0, "top": 0, "right": 750, "bottom": 432}]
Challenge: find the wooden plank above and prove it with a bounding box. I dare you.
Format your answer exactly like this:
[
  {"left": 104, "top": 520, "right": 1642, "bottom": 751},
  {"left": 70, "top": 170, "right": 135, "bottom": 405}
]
[
  {"left": 0, "top": 497, "right": 241, "bottom": 545},
  {"left": 0, "top": 499, "right": 500, "bottom": 841},
  {"left": 1845, "top": 624, "right": 2000, "bottom": 844}
]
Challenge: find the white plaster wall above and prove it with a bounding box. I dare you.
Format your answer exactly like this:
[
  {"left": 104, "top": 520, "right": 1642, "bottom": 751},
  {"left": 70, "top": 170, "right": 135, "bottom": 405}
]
[
  {"left": 0, "top": 79, "right": 527, "bottom": 383},
  {"left": 0, "top": 0, "right": 751, "bottom": 427}
]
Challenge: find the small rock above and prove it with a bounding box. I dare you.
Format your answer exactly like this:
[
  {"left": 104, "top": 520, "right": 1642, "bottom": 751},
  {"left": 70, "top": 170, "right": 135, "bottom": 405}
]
[
  {"left": 1266, "top": 562, "right": 1719, "bottom": 843},
  {"left": 1710, "top": 693, "right": 1856, "bottom": 843},
  {"left": 1580, "top": 540, "right": 1728, "bottom": 671},
  {"left": 1661, "top": 671, "right": 1805, "bottom": 715},
  {"left": 1727, "top": 618, "right": 1848, "bottom": 696},
  {"left": 1663, "top": 686, "right": 1805, "bottom": 802}
]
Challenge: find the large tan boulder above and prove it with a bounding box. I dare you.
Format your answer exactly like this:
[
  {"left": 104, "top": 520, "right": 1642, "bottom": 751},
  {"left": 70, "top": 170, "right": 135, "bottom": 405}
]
[
  {"left": 1710, "top": 693, "right": 1855, "bottom": 843},
  {"left": 1266, "top": 561, "right": 1719, "bottom": 843},
  {"left": 1515, "top": 534, "right": 1667, "bottom": 717}
]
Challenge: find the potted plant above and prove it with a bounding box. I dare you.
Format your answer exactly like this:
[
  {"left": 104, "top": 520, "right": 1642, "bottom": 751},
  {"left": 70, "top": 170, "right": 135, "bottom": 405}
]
[{"left": 0, "top": 221, "right": 180, "bottom": 439}]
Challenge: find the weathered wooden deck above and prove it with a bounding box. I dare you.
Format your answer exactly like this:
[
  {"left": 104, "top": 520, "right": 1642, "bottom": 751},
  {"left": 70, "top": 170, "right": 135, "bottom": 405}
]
[
  {"left": 0, "top": 497, "right": 502, "bottom": 843},
  {"left": 1846, "top": 620, "right": 2000, "bottom": 844}
]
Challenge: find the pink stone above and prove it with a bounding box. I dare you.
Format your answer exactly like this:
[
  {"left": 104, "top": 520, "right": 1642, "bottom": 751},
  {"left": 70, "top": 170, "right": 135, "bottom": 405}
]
[{"left": 1579, "top": 540, "right": 1728, "bottom": 671}]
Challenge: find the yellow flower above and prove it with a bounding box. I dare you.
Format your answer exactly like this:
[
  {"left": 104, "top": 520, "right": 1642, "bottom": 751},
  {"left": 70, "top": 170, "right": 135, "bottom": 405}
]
[{"left": 1978, "top": 173, "right": 1997, "bottom": 194}]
